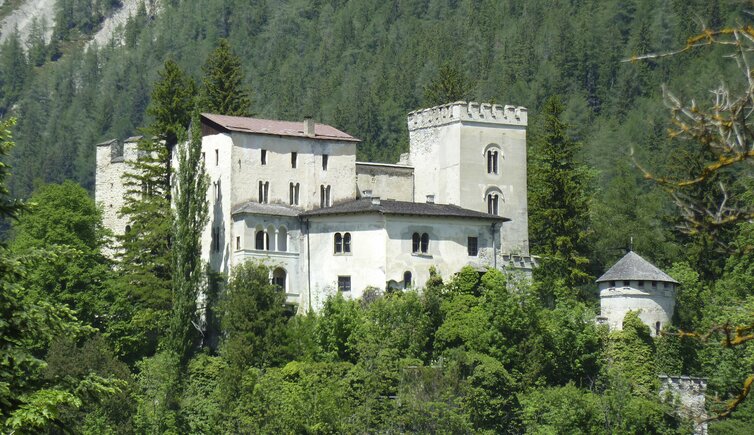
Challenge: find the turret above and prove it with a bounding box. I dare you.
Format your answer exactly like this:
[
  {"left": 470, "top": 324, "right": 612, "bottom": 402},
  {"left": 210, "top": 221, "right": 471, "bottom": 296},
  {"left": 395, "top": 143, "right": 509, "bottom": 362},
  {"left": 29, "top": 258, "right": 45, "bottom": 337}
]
[{"left": 596, "top": 251, "right": 678, "bottom": 336}]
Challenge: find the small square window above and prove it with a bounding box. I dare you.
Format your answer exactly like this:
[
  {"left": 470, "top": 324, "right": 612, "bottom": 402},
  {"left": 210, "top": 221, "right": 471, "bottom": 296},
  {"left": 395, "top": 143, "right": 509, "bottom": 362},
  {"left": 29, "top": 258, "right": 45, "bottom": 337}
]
[
  {"left": 338, "top": 276, "right": 351, "bottom": 292},
  {"left": 652, "top": 281, "right": 657, "bottom": 287},
  {"left": 638, "top": 280, "right": 644, "bottom": 287},
  {"left": 623, "top": 280, "right": 630, "bottom": 287},
  {"left": 467, "top": 237, "right": 478, "bottom": 256},
  {"left": 609, "top": 281, "right": 616, "bottom": 287},
  {"left": 261, "top": 149, "right": 267, "bottom": 165}
]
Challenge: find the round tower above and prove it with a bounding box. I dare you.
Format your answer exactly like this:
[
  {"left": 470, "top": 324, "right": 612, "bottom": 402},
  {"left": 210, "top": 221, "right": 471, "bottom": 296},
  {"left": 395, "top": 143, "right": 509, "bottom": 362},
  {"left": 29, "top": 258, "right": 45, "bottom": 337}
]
[{"left": 596, "top": 251, "right": 678, "bottom": 336}]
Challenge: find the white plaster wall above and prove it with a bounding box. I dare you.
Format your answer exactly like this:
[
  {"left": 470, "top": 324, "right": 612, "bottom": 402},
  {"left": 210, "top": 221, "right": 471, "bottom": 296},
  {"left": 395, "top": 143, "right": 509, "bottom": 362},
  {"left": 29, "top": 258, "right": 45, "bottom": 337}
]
[
  {"left": 384, "top": 216, "right": 495, "bottom": 287},
  {"left": 409, "top": 123, "right": 461, "bottom": 205},
  {"left": 200, "top": 134, "right": 234, "bottom": 275},
  {"left": 459, "top": 124, "right": 528, "bottom": 255},
  {"left": 355, "top": 163, "right": 414, "bottom": 201},
  {"left": 229, "top": 132, "right": 357, "bottom": 210},
  {"left": 305, "top": 214, "right": 387, "bottom": 311},
  {"left": 599, "top": 281, "right": 676, "bottom": 336}
]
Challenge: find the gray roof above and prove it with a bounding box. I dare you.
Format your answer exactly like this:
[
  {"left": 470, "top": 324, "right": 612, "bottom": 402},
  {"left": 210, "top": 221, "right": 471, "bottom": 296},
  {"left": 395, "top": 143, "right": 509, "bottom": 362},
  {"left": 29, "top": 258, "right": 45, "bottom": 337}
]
[
  {"left": 300, "top": 198, "right": 509, "bottom": 221},
  {"left": 232, "top": 201, "right": 300, "bottom": 217},
  {"left": 596, "top": 251, "right": 679, "bottom": 284}
]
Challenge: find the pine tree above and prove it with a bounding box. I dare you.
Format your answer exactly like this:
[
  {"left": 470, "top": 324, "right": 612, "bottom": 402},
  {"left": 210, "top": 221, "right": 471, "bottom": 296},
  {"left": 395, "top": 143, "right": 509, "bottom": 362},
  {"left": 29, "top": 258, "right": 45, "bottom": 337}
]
[
  {"left": 529, "top": 96, "right": 592, "bottom": 292},
  {"left": 167, "top": 109, "right": 209, "bottom": 365},
  {"left": 200, "top": 39, "right": 251, "bottom": 116},
  {"left": 423, "top": 63, "right": 471, "bottom": 107}
]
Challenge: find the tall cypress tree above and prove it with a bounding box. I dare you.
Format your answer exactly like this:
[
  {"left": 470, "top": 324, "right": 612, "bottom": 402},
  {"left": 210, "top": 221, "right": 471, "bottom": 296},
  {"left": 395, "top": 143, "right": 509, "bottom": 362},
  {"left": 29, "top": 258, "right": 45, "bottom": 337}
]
[
  {"left": 168, "top": 109, "right": 209, "bottom": 365},
  {"left": 528, "top": 96, "right": 592, "bottom": 293},
  {"left": 200, "top": 39, "right": 251, "bottom": 116}
]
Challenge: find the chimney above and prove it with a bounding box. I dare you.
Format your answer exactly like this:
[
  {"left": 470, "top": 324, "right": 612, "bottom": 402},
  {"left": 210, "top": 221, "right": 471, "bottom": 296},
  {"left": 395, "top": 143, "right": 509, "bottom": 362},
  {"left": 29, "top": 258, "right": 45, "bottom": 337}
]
[
  {"left": 304, "top": 117, "right": 315, "bottom": 137},
  {"left": 371, "top": 196, "right": 381, "bottom": 206},
  {"left": 426, "top": 194, "right": 435, "bottom": 204},
  {"left": 362, "top": 189, "right": 373, "bottom": 198}
]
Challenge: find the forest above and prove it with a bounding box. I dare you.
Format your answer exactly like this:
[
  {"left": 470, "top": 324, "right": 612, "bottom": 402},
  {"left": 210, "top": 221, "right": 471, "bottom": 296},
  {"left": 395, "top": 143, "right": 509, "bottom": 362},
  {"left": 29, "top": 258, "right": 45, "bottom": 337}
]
[{"left": 2, "top": 0, "right": 754, "bottom": 433}]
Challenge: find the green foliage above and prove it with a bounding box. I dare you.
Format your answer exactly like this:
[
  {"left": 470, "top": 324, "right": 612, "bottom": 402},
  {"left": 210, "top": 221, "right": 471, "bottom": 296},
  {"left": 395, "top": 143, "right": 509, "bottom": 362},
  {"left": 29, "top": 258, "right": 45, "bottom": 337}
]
[
  {"left": 147, "top": 59, "right": 197, "bottom": 148},
  {"left": 167, "top": 109, "right": 209, "bottom": 365},
  {"left": 529, "top": 95, "right": 592, "bottom": 291},
  {"left": 200, "top": 38, "right": 251, "bottom": 116},
  {"left": 607, "top": 311, "right": 657, "bottom": 394},
  {"left": 423, "top": 62, "right": 472, "bottom": 107},
  {"left": 316, "top": 292, "right": 363, "bottom": 362},
  {"left": 133, "top": 351, "right": 182, "bottom": 434},
  {"left": 220, "top": 260, "right": 288, "bottom": 369},
  {"left": 9, "top": 181, "right": 110, "bottom": 325}
]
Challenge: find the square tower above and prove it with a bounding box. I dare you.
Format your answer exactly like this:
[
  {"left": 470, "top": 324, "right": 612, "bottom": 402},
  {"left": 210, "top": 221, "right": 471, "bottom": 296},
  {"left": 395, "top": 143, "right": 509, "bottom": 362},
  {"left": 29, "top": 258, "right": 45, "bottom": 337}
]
[{"left": 407, "top": 102, "right": 529, "bottom": 256}]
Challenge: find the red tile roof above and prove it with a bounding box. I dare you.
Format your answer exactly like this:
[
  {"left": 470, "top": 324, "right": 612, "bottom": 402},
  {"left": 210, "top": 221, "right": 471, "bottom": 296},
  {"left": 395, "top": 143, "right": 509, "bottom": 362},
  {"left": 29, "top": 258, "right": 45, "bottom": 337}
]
[{"left": 201, "top": 113, "right": 360, "bottom": 142}]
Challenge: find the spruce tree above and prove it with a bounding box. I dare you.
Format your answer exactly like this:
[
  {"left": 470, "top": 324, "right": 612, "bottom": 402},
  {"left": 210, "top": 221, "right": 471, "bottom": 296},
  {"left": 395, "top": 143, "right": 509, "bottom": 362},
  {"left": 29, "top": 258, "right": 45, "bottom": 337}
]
[
  {"left": 528, "top": 96, "right": 592, "bottom": 292},
  {"left": 147, "top": 60, "right": 197, "bottom": 150},
  {"left": 423, "top": 63, "right": 471, "bottom": 107},
  {"left": 200, "top": 39, "right": 251, "bottom": 116},
  {"left": 168, "top": 109, "right": 209, "bottom": 365}
]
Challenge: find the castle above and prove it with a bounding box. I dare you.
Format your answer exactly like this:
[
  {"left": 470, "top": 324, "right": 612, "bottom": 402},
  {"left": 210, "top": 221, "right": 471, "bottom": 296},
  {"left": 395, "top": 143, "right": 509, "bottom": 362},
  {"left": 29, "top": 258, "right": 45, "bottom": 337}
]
[{"left": 97, "top": 101, "right": 535, "bottom": 312}]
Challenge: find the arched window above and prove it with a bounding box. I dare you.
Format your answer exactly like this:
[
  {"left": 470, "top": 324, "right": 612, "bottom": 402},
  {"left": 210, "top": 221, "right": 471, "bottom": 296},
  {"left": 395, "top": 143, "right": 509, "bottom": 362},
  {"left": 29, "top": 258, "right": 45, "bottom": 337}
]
[
  {"left": 321, "top": 185, "right": 331, "bottom": 207},
  {"left": 278, "top": 227, "right": 288, "bottom": 252},
  {"left": 255, "top": 230, "right": 268, "bottom": 250},
  {"left": 487, "top": 150, "right": 499, "bottom": 174},
  {"left": 343, "top": 233, "right": 351, "bottom": 253},
  {"left": 334, "top": 233, "right": 343, "bottom": 253},
  {"left": 487, "top": 193, "right": 499, "bottom": 215},
  {"left": 420, "top": 233, "right": 429, "bottom": 253},
  {"left": 403, "top": 271, "right": 412, "bottom": 289},
  {"left": 272, "top": 268, "right": 287, "bottom": 291},
  {"left": 412, "top": 232, "right": 420, "bottom": 253}
]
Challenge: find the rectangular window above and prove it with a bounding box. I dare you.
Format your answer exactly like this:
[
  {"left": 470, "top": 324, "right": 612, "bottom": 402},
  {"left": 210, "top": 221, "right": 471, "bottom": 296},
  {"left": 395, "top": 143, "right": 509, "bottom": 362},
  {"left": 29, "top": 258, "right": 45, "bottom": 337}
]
[
  {"left": 623, "top": 280, "right": 630, "bottom": 287},
  {"left": 467, "top": 237, "right": 478, "bottom": 256},
  {"left": 338, "top": 276, "right": 351, "bottom": 292},
  {"left": 322, "top": 154, "right": 328, "bottom": 171},
  {"left": 638, "top": 280, "right": 644, "bottom": 287},
  {"left": 215, "top": 149, "right": 219, "bottom": 166},
  {"left": 291, "top": 152, "right": 297, "bottom": 168},
  {"left": 609, "top": 280, "right": 616, "bottom": 288},
  {"left": 261, "top": 149, "right": 267, "bottom": 165},
  {"left": 259, "top": 181, "right": 269, "bottom": 203},
  {"left": 236, "top": 236, "right": 240, "bottom": 250},
  {"left": 652, "top": 281, "right": 657, "bottom": 287}
]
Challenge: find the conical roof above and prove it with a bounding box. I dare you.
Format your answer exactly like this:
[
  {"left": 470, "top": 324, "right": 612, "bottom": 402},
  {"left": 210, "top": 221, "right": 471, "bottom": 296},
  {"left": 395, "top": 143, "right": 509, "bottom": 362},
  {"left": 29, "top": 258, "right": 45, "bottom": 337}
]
[{"left": 595, "top": 251, "right": 679, "bottom": 284}]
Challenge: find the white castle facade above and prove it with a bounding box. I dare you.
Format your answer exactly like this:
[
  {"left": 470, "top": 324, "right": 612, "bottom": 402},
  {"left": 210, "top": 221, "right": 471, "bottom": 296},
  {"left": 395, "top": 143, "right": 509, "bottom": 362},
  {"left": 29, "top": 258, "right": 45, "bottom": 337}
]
[{"left": 96, "top": 101, "right": 536, "bottom": 312}]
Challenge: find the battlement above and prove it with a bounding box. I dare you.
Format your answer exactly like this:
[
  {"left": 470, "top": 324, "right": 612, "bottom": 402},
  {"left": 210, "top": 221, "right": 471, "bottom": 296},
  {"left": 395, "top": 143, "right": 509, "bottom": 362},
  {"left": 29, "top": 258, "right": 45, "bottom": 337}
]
[
  {"left": 96, "top": 136, "right": 141, "bottom": 163},
  {"left": 659, "top": 375, "right": 708, "bottom": 392},
  {"left": 407, "top": 101, "right": 527, "bottom": 131}
]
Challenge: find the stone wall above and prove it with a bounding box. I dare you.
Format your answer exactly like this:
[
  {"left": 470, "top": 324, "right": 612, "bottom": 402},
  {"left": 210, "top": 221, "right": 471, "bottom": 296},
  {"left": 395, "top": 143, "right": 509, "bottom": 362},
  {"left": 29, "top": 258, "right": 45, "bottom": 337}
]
[{"left": 659, "top": 375, "right": 707, "bottom": 435}]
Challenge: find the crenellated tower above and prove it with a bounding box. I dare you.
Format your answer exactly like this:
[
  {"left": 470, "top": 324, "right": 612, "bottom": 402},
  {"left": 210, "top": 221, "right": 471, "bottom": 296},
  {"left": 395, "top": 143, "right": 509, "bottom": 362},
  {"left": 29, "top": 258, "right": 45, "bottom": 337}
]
[{"left": 407, "top": 101, "right": 530, "bottom": 257}]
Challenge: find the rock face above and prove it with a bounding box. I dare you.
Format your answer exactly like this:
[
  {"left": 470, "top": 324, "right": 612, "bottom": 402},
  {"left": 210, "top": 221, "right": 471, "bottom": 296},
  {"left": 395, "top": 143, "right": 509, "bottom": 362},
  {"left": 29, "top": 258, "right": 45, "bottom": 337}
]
[
  {"left": 0, "top": 0, "right": 151, "bottom": 47},
  {"left": 0, "top": 0, "right": 56, "bottom": 43}
]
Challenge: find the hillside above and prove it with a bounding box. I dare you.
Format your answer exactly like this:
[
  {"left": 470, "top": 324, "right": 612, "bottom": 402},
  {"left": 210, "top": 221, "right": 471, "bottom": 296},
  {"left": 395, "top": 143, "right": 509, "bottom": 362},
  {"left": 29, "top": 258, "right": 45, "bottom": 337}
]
[{"left": 4, "top": 1, "right": 754, "bottom": 433}]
